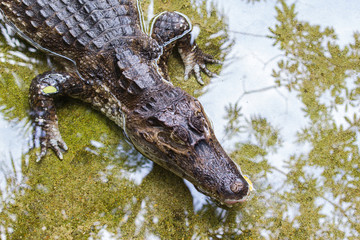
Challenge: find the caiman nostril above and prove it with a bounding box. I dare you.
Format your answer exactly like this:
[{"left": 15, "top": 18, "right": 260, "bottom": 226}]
[{"left": 230, "top": 180, "right": 244, "bottom": 193}]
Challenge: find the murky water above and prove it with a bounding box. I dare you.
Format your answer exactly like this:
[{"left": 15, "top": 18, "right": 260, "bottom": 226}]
[{"left": 0, "top": 0, "right": 359, "bottom": 239}]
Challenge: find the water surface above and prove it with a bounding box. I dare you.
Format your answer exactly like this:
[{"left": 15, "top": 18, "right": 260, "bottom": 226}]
[{"left": 0, "top": 0, "right": 359, "bottom": 239}]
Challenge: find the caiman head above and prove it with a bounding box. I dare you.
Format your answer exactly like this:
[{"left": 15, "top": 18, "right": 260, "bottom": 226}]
[{"left": 125, "top": 86, "right": 251, "bottom": 206}]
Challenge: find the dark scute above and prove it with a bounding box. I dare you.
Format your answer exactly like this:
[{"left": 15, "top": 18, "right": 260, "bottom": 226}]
[
  {"left": 172, "top": 126, "right": 189, "bottom": 143},
  {"left": 189, "top": 114, "right": 204, "bottom": 133},
  {"left": 194, "top": 139, "right": 210, "bottom": 158}
]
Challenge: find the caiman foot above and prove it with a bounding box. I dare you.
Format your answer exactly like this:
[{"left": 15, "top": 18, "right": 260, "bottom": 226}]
[
  {"left": 150, "top": 11, "right": 220, "bottom": 85},
  {"left": 33, "top": 120, "right": 68, "bottom": 161},
  {"left": 179, "top": 44, "right": 220, "bottom": 85},
  {"left": 29, "top": 71, "right": 79, "bottom": 162}
]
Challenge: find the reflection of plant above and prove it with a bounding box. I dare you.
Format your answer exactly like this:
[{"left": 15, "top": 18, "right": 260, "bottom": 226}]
[
  {"left": 248, "top": 116, "right": 282, "bottom": 150},
  {"left": 223, "top": 103, "right": 245, "bottom": 139},
  {"left": 266, "top": 0, "right": 360, "bottom": 238},
  {"left": 224, "top": 105, "right": 283, "bottom": 151},
  {"left": 270, "top": 0, "right": 360, "bottom": 122},
  {"left": 222, "top": 0, "right": 360, "bottom": 239}
]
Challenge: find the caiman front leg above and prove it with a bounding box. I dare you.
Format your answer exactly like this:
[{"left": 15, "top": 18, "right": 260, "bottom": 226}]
[
  {"left": 150, "top": 11, "right": 219, "bottom": 85},
  {"left": 29, "top": 71, "right": 88, "bottom": 161}
]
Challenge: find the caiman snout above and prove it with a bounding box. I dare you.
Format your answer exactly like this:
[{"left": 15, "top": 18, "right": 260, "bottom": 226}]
[
  {"left": 214, "top": 174, "right": 250, "bottom": 205},
  {"left": 231, "top": 180, "right": 245, "bottom": 194},
  {"left": 193, "top": 138, "right": 250, "bottom": 205},
  {"left": 224, "top": 178, "right": 250, "bottom": 205}
]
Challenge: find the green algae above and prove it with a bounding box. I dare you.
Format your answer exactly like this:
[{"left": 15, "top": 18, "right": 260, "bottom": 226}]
[{"left": 0, "top": 0, "right": 360, "bottom": 239}]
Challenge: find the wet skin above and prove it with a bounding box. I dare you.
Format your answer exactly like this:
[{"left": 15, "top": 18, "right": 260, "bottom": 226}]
[{"left": 0, "top": 0, "right": 251, "bottom": 205}]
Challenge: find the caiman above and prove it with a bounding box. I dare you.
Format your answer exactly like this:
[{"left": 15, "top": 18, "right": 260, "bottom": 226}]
[{"left": 0, "top": 0, "right": 252, "bottom": 206}]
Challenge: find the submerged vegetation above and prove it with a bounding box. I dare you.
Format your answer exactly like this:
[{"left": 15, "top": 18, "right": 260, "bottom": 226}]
[
  {"left": 0, "top": 0, "right": 359, "bottom": 239},
  {"left": 223, "top": 0, "right": 360, "bottom": 238}
]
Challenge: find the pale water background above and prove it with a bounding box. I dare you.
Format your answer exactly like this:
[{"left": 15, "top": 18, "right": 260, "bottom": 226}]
[{"left": 0, "top": 0, "right": 359, "bottom": 239}]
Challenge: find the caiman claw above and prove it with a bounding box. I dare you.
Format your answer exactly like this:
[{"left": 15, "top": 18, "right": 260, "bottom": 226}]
[
  {"left": 179, "top": 45, "right": 220, "bottom": 85},
  {"left": 33, "top": 123, "right": 68, "bottom": 162}
]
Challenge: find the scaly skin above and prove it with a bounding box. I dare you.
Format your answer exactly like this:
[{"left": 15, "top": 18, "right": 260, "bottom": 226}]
[{"left": 0, "top": 0, "right": 251, "bottom": 205}]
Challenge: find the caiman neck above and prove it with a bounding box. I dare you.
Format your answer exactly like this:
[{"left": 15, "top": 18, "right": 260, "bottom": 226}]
[{"left": 115, "top": 52, "right": 170, "bottom": 110}]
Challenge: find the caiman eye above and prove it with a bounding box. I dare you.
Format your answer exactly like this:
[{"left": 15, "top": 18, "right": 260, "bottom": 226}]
[
  {"left": 171, "top": 127, "right": 189, "bottom": 144},
  {"left": 147, "top": 117, "right": 163, "bottom": 127}
]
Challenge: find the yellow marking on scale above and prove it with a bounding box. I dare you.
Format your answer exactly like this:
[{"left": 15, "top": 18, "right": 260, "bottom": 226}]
[
  {"left": 42, "top": 86, "right": 58, "bottom": 94},
  {"left": 244, "top": 175, "right": 254, "bottom": 192}
]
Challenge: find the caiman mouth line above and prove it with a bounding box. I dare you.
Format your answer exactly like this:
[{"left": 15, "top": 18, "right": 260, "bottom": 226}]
[
  {"left": 195, "top": 180, "right": 251, "bottom": 207},
  {"left": 223, "top": 198, "right": 247, "bottom": 205}
]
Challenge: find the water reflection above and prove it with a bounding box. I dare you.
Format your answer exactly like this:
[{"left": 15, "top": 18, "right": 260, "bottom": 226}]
[{"left": 0, "top": 0, "right": 360, "bottom": 239}]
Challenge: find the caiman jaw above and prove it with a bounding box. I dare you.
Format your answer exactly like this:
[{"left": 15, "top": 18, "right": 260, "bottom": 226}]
[
  {"left": 191, "top": 139, "right": 251, "bottom": 206},
  {"left": 125, "top": 88, "right": 252, "bottom": 205},
  {"left": 223, "top": 175, "right": 253, "bottom": 205}
]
